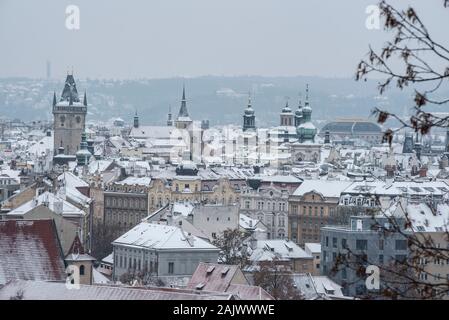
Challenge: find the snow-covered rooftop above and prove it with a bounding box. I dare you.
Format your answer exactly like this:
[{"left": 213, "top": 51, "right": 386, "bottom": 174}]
[
  {"left": 293, "top": 180, "right": 352, "bottom": 198},
  {"left": 113, "top": 222, "right": 219, "bottom": 251}
]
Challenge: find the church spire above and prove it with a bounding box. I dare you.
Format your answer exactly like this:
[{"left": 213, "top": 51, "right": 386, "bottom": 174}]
[
  {"left": 177, "top": 84, "right": 190, "bottom": 118},
  {"left": 53, "top": 92, "right": 57, "bottom": 107},
  {"left": 243, "top": 91, "right": 256, "bottom": 132},
  {"left": 83, "top": 91, "right": 87, "bottom": 106}
]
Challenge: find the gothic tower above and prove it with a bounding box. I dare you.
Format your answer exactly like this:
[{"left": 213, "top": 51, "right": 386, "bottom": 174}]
[{"left": 53, "top": 73, "right": 87, "bottom": 156}]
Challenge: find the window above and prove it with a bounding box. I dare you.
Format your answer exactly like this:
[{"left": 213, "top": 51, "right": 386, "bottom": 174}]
[
  {"left": 379, "top": 239, "right": 384, "bottom": 250},
  {"left": 168, "top": 262, "right": 174, "bottom": 274},
  {"left": 342, "top": 268, "right": 347, "bottom": 280},
  {"left": 395, "top": 240, "right": 407, "bottom": 251},
  {"left": 356, "top": 239, "right": 368, "bottom": 251},
  {"left": 332, "top": 237, "right": 337, "bottom": 248},
  {"left": 79, "top": 265, "right": 85, "bottom": 275},
  {"left": 245, "top": 201, "right": 250, "bottom": 209},
  {"left": 379, "top": 254, "right": 384, "bottom": 264},
  {"left": 325, "top": 236, "right": 329, "bottom": 247},
  {"left": 341, "top": 238, "right": 347, "bottom": 249}
]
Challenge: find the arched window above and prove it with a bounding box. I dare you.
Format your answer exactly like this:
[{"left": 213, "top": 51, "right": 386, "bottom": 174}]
[{"left": 79, "top": 265, "right": 85, "bottom": 276}]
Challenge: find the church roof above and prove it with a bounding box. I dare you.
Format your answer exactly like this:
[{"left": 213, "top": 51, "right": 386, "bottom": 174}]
[{"left": 65, "top": 234, "right": 95, "bottom": 262}]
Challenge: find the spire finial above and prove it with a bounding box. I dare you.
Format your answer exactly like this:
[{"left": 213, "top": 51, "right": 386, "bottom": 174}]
[
  {"left": 248, "top": 91, "right": 252, "bottom": 107},
  {"left": 182, "top": 83, "right": 186, "bottom": 101},
  {"left": 53, "top": 91, "right": 57, "bottom": 107}
]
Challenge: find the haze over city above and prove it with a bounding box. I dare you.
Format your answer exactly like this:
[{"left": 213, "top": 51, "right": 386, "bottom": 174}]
[{"left": 1, "top": 0, "right": 448, "bottom": 79}]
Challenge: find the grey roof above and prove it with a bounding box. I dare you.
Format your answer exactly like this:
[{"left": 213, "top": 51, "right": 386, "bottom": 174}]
[
  {"left": 0, "top": 280, "right": 235, "bottom": 300},
  {"left": 60, "top": 74, "right": 80, "bottom": 103}
]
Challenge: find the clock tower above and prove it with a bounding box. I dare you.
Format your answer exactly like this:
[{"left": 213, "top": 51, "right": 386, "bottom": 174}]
[{"left": 53, "top": 73, "right": 87, "bottom": 156}]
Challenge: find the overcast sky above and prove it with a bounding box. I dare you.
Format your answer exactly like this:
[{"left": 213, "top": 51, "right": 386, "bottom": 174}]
[{"left": 0, "top": 0, "right": 447, "bottom": 79}]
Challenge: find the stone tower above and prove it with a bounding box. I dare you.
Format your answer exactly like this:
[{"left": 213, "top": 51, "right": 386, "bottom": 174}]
[{"left": 53, "top": 73, "right": 87, "bottom": 156}]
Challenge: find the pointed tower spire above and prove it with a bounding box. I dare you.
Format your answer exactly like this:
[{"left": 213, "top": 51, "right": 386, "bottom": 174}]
[
  {"left": 83, "top": 91, "right": 87, "bottom": 106},
  {"left": 53, "top": 91, "right": 57, "bottom": 107},
  {"left": 177, "top": 84, "right": 190, "bottom": 119}
]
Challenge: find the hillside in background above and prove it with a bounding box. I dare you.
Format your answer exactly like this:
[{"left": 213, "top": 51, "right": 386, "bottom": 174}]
[{"left": 1, "top": 75, "right": 442, "bottom": 129}]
